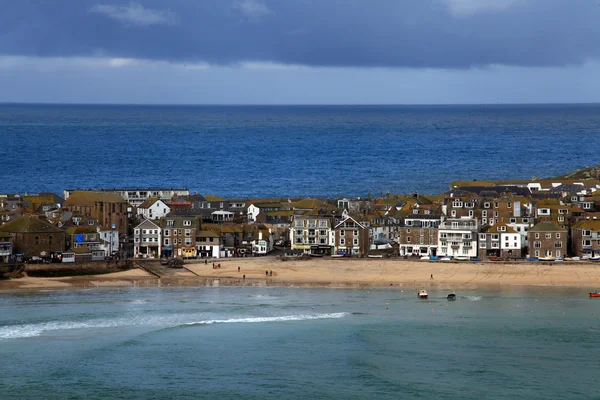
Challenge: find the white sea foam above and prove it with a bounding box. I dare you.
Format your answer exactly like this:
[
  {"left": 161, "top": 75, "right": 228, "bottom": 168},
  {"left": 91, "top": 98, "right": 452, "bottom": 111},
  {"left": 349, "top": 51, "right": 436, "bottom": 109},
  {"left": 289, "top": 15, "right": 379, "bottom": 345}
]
[
  {"left": 0, "top": 312, "right": 349, "bottom": 340},
  {"left": 183, "top": 312, "right": 349, "bottom": 326},
  {"left": 465, "top": 296, "right": 482, "bottom": 301}
]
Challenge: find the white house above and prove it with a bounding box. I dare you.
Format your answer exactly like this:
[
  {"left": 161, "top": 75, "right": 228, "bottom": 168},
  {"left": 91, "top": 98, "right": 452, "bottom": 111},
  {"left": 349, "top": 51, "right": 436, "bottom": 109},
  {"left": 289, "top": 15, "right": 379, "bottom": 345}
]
[
  {"left": 437, "top": 217, "right": 479, "bottom": 258},
  {"left": 478, "top": 222, "right": 522, "bottom": 259},
  {"left": 133, "top": 220, "right": 162, "bottom": 258},
  {"left": 98, "top": 228, "right": 119, "bottom": 257},
  {"left": 196, "top": 231, "right": 220, "bottom": 258},
  {"left": 137, "top": 198, "right": 171, "bottom": 220}
]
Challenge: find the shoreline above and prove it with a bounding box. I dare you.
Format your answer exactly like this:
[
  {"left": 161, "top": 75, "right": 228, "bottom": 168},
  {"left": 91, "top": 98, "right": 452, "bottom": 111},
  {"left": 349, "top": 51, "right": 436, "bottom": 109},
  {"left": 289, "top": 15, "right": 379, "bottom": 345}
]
[{"left": 1, "top": 258, "right": 599, "bottom": 292}]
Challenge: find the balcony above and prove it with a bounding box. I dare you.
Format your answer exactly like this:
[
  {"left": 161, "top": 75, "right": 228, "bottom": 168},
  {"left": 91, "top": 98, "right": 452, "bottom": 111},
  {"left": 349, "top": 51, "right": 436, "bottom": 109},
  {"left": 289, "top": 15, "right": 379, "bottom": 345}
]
[{"left": 451, "top": 245, "right": 460, "bottom": 249}]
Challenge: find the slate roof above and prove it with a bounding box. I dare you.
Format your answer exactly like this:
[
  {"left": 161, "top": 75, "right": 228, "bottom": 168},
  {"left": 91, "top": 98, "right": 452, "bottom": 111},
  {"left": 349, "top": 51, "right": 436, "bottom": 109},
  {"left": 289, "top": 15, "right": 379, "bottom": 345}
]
[
  {"left": 64, "top": 191, "right": 126, "bottom": 206},
  {"left": 0, "top": 216, "right": 64, "bottom": 233},
  {"left": 529, "top": 221, "right": 567, "bottom": 232}
]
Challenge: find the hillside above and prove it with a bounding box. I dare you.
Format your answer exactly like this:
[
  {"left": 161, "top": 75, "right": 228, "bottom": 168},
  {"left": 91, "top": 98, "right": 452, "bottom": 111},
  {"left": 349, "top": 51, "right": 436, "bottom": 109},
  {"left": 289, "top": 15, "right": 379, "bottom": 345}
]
[{"left": 553, "top": 164, "right": 600, "bottom": 180}]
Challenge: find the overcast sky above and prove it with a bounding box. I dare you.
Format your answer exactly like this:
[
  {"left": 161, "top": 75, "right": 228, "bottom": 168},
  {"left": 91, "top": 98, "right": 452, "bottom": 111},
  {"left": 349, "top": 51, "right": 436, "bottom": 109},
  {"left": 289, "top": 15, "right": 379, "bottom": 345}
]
[{"left": 1, "top": 0, "right": 599, "bottom": 104}]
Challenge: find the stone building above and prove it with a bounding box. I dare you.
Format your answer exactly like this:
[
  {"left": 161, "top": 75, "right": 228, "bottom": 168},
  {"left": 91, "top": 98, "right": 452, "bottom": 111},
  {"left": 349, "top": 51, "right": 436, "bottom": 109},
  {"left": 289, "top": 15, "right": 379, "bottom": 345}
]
[
  {"left": 397, "top": 214, "right": 440, "bottom": 257},
  {"left": 527, "top": 221, "right": 567, "bottom": 259},
  {"left": 63, "top": 191, "right": 129, "bottom": 236},
  {"left": 0, "top": 215, "right": 65, "bottom": 259},
  {"left": 570, "top": 219, "right": 600, "bottom": 258}
]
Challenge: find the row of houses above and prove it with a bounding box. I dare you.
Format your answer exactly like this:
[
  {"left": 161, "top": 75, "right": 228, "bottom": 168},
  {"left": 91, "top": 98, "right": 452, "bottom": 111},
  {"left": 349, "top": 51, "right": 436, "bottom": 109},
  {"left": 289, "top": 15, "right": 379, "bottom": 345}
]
[{"left": 1, "top": 178, "right": 600, "bottom": 262}]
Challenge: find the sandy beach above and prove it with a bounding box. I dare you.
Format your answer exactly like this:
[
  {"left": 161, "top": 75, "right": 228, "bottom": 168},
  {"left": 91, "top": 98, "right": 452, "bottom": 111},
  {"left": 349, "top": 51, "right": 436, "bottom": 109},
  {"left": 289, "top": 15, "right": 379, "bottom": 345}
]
[{"left": 1, "top": 258, "right": 600, "bottom": 291}]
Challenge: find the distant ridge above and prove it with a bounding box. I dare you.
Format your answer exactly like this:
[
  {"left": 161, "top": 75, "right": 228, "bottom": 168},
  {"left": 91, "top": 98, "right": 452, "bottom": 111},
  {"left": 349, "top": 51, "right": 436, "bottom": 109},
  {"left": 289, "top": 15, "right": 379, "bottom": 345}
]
[{"left": 553, "top": 164, "right": 600, "bottom": 180}]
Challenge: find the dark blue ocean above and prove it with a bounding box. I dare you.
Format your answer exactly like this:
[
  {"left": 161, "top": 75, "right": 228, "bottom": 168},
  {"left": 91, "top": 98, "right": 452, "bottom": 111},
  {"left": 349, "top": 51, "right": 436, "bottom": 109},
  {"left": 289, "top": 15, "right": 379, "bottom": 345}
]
[
  {"left": 1, "top": 287, "right": 599, "bottom": 399},
  {"left": 1, "top": 104, "right": 599, "bottom": 196}
]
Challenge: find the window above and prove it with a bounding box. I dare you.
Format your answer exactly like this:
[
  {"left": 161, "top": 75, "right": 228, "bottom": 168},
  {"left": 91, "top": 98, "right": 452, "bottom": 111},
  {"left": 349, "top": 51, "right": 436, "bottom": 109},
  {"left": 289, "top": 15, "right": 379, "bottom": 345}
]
[
  {"left": 554, "top": 241, "right": 562, "bottom": 248},
  {"left": 489, "top": 219, "right": 494, "bottom": 225},
  {"left": 535, "top": 233, "right": 540, "bottom": 239},
  {"left": 480, "top": 234, "right": 486, "bottom": 240},
  {"left": 320, "top": 230, "right": 326, "bottom": 236},
  {"left": 498, "top": 226, "right": 506, "bottom": 232},
  {"left": 142, "top": 230, "right": 146, "bottom": 234},
  {"left": 583, "top": 240, "right": 592, "bottom": 246},
  {"left": 407, "top": 228, "right": 411, "bottom": 234},
  {"left": 407, "top": 237, "right": 411, "bottom": 242},
  {"left": 469, "top": 210, "right": 474, "bottom": 217},
  {"left": 534, "top": 241, "right": 541, "bottom": 248},
  {"left": 420, "top": 229, "right": 424, "bottom": 236},
  {"left": 134, "top": 238, "right": 139, "bottom": 243},
  {"left": 184, "top": 220, "right": 191, "bottom": 226},
  {"left": 484, "top": 202, "right": 490, "bottom": 208},
  {"left": 558, "top": 216, "right": 564, "bottom": 222},
  {"left": 545, "top": 234, "right": 551, "bottom": 239},
  {"left": 556, "top": 233, "right": 561, "bottom": 239},
  {"left": 535, "top": 250, "right": 540, "bottom": 257},
  {"left": 354, "top": 230, "right": 358, "bottom": 236},
  {"left": 185, "top": 229, "right": 191, "bottom": 237},
  {"left": 295, "top": 220, "right": 304, "bottom": 228},
  {"left": 462, "top": 249, "right": 469, "bottom": 255},
  {"left": 185, "top": 239, "right": 192, "bottom": 246},
  {"left": 319, "top": 220, "right": 328, "bottom": 228},
  {"left": 583, "top": 230, "right": 591, "bottom": 236},
  {"left": 452, "top": 222, "right": 458, "bottom": 229},
  {"left": 482, "top": 218, "right": 487, "bottom": 224},
  {"left": 135, "top": 229, "right": 140, "bottom": 235},
  {"left": 556, "top": 250, "right": 561, "bottom": 257},
  {"left": 166, "top": 220, "right": 174, "bottom": 227},
  {"left": 353, "top": 238, "right": 358, "bottom": 245},
  {"left": 510, "top": 218, "right": 516, "bottom": 223},
  {"left": 451, "top": 210, "right": 456, "bottom": 217},
  {"left": 494, "top": 202, "right": 499, "bottom": 208},
  {"left": 480, "top": 242, "right": 487, "bottom": 248},
  {"left": 507, "top": 203, "right": 511, "bottom": 208},
  {"left": 164, "top": 229, "right": 170, "bottom": 236},
  {"left": 492, "top": 234, "right": 499, "bottom": 240},
  {"left": 340, "top": 238, "right": 345, "bottom": 245},
  {"left": 164, "top": 238, "right": 170, "bottom": 245}
]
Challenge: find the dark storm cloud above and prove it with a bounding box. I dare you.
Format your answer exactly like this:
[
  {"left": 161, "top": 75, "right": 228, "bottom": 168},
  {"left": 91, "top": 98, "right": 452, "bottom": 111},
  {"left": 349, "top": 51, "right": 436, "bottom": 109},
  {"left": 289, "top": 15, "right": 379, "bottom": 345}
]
[{"left": 1, "top": 0, "right": 599, "bottom": 68}]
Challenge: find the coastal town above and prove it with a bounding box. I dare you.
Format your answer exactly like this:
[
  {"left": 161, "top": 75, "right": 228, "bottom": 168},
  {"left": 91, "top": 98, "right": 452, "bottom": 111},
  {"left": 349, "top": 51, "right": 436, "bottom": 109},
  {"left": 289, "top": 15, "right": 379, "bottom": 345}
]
[{"left": 2, "top": 173, "right": 600, "bottom": 266}]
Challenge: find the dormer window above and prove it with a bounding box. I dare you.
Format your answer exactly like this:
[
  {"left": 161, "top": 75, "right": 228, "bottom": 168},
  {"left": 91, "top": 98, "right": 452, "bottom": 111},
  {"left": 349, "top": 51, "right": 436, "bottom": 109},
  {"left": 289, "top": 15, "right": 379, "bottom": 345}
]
[
  {"left": 184, "top": 220, "right": 192, "bottom": 226},
  {"left": 484, "top": 202, "right": 490, "bottom": 208},
  {"left": 499, "top": 226, "right": 506, "bottom": 232},
  {"left": 166, "top": 220, "right": 174, "bottom": 227}
]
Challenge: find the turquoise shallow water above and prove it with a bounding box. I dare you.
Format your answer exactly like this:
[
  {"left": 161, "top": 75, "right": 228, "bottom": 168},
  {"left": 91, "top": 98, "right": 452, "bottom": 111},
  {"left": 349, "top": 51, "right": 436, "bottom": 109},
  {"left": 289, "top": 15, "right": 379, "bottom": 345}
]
[{"left": 1, "top": 287, "right": 599, "bottom": 399}]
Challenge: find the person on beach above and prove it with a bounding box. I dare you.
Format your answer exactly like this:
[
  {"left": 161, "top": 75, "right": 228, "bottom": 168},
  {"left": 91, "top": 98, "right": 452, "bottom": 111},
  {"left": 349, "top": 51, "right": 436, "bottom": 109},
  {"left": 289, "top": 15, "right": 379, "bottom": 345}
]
[
  {"left": 238, "top": 266, "right": 240, "bottom": 272},
  {"left": 266, "top": 270, "right": 269, "bottom": 276},
  {"left": 243, "top": 274, "right": 245, "bottom": 280},
  {"left": 430, "top": 274, "right": 434, "bottom": 280}
]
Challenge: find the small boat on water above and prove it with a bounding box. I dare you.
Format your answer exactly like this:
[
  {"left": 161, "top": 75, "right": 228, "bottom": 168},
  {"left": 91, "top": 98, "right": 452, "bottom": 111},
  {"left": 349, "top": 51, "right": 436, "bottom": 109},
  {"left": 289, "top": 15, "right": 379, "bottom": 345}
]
[
  {"left": 489, "top": 257, "right": 503, "bottom": 261},
  {"left": 420, "top": 256, "right": 430, "bottom": 260},
  {"left": 309, "top": 253, "right": 324, "bottom": 258},
  {"left": 454, "top": 256, "right": 469, "bottom": 261},
  {"left": 440, "top": 256, "right": 452, "bottom": 261},
  {"left": 539, "top": 257, "right": 556, "bottom": 261},
  {"left": 418, "top": 290, "right": 428, "bottom": 299},
  {"left": 368, "top": 254, "right": 383, "bottom": 258},
  {"left": 447, "top": 293, "right": 457, "bottom": 301},
  {"left": 525, "top": 257, "right": 539, "bottom": 262},
  {"left": 590, "top": 289, "right": 600, "bottom": 298}
]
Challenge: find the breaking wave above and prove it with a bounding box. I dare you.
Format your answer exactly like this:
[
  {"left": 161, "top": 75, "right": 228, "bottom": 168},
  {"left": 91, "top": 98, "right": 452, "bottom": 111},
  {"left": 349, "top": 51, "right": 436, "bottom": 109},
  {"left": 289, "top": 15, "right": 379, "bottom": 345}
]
[{"left": 0, "top": 312, "right": 349, "bottom": 340}]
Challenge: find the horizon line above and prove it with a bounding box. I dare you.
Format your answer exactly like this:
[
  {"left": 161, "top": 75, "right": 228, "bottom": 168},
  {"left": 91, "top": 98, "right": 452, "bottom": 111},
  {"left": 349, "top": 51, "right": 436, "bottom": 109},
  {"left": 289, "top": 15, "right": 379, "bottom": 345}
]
[{"left": 1, "top": 101, "right": 600, "bottom": 107}]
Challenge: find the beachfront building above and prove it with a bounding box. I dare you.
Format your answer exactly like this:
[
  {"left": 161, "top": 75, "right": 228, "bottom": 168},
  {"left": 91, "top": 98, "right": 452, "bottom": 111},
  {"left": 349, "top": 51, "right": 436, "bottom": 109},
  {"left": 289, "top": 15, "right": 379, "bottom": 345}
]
[
  {"left": 503, "top": 216, "right": 534, "bottom": 248},
  {"left": 397, "top": 214, "right": 440, "bottom": 257},
  {"left": 570, "top": 219, "right": 600, "bottom": 259},
  {"left": 527, "top": 221, "right": 567, "bottom": 259},
  {"left": 160, "top": 216, "right": 200, "bottom": 258},
  {"left": 478, "top": 222, "right": 522, "bottom": 259},
  {"left": 437, "top": 216, "right": 478, "bottom": 258},
  {"left": 133, "top": 220, "right": 162, "bottom": 259},
  {"left": 247, "top": 202, "right": 284, "bottom": 223},
  {"left": 196, "top": 231, "right": 221, "bottom": 258},
  {"left": 137, "top": 198, "right": 171, "bottom": 220},
  {"left": 291, "top": 214, "right": 333, "bottom": 255},
  {"left": 0, "top": 215, "right": 66, "bottom": 259},
  {"left": 333, "top": 215, "right": 370, "bottom": 256}
]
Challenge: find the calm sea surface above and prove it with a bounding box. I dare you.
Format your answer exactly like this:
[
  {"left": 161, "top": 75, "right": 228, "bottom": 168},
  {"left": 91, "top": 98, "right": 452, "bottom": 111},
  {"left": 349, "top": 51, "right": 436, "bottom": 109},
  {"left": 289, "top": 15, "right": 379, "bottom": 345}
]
[
  {"left": 1, "top": 104, "right": 599, "bottom": 196},
  {"left": 0, "top": 287, "right": 599, "bottom": 399}
]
